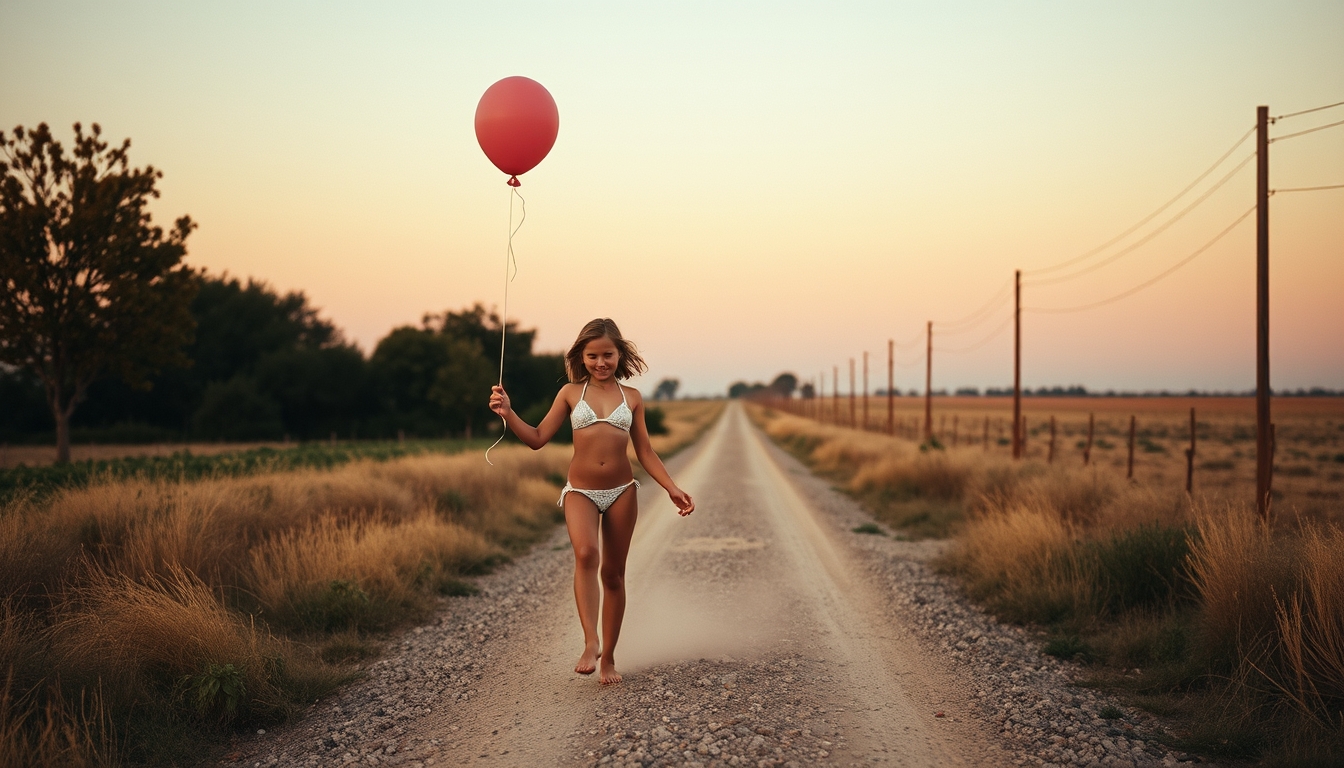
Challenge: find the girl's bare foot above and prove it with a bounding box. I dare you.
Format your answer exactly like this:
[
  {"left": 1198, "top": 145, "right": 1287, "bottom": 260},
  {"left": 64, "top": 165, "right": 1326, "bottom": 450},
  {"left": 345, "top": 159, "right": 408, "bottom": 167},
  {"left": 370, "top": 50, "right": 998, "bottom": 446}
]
[
  {"left": 575, "top": 642, "right": 600, "bottom": 675},
  {"left": 598, "top": 659, "right": 622, "bottom": 685}
]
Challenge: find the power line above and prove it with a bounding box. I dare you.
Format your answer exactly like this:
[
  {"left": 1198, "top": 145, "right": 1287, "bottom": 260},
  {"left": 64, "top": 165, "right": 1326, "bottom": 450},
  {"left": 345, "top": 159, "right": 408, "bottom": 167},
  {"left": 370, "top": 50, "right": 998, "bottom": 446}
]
[
  {"left": 1272, "top": 183, "right": 1344, "bottom": 194},
  {"left": 1273, "top": 100, "right": 1344, "bottom": 121},
  {"left": 936, "top": 315, "right": 1013, "bottom": 354},
  {"left": 1024, "top": 125, "right": 1255, "bottom": 277},
  {"left": 934, "top": 275, "right": 1013, "bottom": 333},
  {"left": 1271, "top": 118, "right": 1344, "bottom": 143},
  {"left": 1024, "top": 152, "right": 1254, "bottom": 287},
  {"left": 891, "top": 329, "right": 925, "bottom": 350},
  {"left": 1026, "top": 204, "right": 1255, "bottom": 315}
]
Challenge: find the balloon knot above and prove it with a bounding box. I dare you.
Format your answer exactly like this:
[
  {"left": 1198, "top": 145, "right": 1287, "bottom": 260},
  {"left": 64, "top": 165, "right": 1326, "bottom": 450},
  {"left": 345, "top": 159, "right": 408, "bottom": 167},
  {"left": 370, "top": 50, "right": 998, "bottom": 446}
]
[{"left": 507, "top": 175, "right": 521, "bottom": 187}]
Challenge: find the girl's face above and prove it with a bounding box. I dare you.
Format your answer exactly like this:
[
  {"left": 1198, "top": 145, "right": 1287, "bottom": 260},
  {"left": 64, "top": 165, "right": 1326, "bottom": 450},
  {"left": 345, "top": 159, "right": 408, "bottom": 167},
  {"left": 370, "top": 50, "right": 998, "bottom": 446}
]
[{"left": 582, "top": 336, "right": 621, "bottom": 382}]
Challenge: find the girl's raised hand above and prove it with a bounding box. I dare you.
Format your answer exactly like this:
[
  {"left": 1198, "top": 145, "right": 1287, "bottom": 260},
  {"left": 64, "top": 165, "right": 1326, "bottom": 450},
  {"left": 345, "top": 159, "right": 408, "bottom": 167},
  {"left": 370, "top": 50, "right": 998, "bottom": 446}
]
[
  {"left": 489, "top": 385, "right": 512, "bottom": 416},
  {"left": 669, "top": 487, "right": 695, "bottom": 517}
]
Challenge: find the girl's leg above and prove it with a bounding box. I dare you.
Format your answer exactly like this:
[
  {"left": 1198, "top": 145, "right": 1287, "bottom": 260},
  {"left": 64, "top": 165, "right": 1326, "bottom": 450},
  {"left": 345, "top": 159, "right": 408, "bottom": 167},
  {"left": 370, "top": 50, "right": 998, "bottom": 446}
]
[
  {"left": 597, "top": 489, "right": 639, "bottom": 684},
  {"left": 564, "top": 495, "right": 602, "bottom": 674}
]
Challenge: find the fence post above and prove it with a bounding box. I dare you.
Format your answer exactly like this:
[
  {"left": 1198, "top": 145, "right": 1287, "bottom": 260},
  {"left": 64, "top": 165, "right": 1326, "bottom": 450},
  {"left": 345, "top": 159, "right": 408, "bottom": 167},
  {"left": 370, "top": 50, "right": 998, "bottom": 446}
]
[
  {"left": 952, "top": 415, "right": 958, "bottom": 447},
  {"left": 1185, "top": 407, "right": 1196, "bottom": 495},
  {"left": 1022, "top": 416, "right": 1029, "bottom": 455},
  {"left": 983, "top": 416, "right": 989, "bottom": 451},
  {"left": 1083, "top": 413, "right": 1094, "bottom": 466},
  {"left": 1127, "top": 416, "right": 1136, "bottom": 479}
]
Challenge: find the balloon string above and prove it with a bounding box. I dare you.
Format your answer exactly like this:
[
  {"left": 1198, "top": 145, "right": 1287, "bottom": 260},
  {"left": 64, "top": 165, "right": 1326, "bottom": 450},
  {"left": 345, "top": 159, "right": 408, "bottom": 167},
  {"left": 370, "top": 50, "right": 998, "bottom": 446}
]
[{"left": 485, "top": 186, "right": 526, "bottom": 466}]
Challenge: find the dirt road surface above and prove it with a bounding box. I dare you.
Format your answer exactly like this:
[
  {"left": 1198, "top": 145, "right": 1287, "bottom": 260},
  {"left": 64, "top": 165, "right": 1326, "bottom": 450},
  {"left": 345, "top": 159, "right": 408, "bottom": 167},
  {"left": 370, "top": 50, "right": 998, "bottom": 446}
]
[
  {"left": 412, "top": 401, "right": 998, "bottom": 766},
  {"left": 230, "top": 402, "right": 1184, "bottom": 767}
]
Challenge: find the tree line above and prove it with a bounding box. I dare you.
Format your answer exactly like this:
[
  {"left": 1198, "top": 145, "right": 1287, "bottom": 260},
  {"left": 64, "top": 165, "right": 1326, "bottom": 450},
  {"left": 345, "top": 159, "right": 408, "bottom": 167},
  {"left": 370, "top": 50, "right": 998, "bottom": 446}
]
[
  {"left": 0, "top": 122, "right": 568, "bottom": 455},
  {"left": 0, "top": 274, "right": 566, "bottom": 446}
]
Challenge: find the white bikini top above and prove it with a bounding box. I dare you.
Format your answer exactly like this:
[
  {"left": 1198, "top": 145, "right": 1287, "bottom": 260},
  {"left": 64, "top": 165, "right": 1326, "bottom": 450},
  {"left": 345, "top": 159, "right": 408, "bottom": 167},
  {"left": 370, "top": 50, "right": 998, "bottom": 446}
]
[{"left": 570, "top": 381, "right": 632, "bottom": 432}]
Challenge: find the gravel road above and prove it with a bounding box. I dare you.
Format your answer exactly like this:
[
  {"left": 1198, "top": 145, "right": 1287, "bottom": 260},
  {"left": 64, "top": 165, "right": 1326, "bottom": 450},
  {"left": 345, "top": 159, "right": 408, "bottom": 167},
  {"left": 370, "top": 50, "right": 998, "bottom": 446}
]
[{"left": 222, "top": 402, "right": 1198, "bottom": 767}]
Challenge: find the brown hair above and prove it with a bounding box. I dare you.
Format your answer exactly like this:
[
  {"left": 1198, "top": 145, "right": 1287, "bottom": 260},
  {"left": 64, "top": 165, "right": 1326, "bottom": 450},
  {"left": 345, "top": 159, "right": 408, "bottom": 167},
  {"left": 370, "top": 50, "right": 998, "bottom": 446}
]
[{"left": 565, "top": 318, "right": 647, "bottom": 383}]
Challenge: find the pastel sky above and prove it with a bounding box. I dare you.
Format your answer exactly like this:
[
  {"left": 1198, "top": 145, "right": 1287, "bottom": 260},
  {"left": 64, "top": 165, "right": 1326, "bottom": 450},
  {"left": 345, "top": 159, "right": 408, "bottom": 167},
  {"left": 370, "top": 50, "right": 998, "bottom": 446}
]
[{"left": 3, "top": 1, "right": 1341, "bottom": 397}]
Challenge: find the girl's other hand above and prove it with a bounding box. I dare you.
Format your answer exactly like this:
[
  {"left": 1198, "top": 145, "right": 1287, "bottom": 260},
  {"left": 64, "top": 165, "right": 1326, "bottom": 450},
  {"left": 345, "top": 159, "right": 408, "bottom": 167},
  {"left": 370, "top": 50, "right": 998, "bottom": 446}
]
[
  {"left": 669, "top": 487, "right": 695, "bottom": 517},
  {"left": 489, "top": 385, "right": 512, "bottom": 416}
]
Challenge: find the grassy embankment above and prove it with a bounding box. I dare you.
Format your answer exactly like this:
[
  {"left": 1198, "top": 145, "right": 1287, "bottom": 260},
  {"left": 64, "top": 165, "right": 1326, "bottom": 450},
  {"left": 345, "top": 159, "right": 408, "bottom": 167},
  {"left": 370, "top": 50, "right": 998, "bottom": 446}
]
[
  {"left": 751, "top": 403, "right": 1344, "bottom": 766},
  {"left": 0, "top": 400, "right": 723, "bottom": 767}
]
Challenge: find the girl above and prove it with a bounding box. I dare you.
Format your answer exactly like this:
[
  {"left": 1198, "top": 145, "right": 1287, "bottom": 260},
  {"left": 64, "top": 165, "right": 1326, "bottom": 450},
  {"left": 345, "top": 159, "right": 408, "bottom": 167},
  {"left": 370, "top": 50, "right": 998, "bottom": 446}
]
[{"left": 488, "top": 318, "right": 695, "bottom": 685}]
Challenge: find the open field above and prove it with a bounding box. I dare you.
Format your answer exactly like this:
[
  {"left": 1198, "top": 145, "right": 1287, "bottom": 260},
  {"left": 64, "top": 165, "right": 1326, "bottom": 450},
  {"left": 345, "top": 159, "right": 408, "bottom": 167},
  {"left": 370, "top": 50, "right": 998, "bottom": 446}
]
[
  {"left": 751, "top": 401, "right": 1344, "bottom": 764},
  {"left": 0, "top": 399, "right": 722, "bottom": 766},
  {"left": 0, "top": 440, "right": 292, "bottom": 470},
  {"left": 804, "top": 395, "right": 1344, "bottom": 526}
]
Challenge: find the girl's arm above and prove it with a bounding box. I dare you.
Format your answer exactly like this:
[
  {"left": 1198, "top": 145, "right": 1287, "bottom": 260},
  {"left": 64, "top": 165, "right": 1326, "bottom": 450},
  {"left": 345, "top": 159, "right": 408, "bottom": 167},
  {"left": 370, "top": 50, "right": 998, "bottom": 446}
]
[
  {"left": 628, "top": 390, "right": 695, "bottom": 516},
  {"left": 490, "top": 385, "right": 571, "bottom": 450}
]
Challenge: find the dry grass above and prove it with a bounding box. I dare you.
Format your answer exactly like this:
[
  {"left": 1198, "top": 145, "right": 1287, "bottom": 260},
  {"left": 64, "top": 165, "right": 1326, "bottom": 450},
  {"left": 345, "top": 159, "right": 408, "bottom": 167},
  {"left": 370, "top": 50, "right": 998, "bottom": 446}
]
[
  {"left": 0, "top": 445, "right": 569, "bottom": 765},
  {"left": 797, "top": 394, "right": 1344, "bottom": 525},
  {"left": 752, "top": 401, "right": 1344, "bottom": 763}
]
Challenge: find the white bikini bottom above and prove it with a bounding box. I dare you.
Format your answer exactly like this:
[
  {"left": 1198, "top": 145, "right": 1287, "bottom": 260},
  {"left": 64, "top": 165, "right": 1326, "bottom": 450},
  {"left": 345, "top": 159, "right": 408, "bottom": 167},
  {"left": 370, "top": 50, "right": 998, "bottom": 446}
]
[{"left": 558, "top": 479, "right": 639, "bottom": 513}]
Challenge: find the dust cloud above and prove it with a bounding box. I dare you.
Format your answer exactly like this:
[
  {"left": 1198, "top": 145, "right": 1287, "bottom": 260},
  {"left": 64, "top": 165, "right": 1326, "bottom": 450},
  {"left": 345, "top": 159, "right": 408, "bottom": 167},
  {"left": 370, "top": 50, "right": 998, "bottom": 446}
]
[{"left": 618, "top": 571, "right": 780, "bottom": 671}]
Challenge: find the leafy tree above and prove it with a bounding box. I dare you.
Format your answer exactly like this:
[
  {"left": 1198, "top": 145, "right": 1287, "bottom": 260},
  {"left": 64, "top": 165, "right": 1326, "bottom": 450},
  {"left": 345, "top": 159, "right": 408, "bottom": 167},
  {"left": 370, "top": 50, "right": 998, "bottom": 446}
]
[
  {"left": 192, "top": 375, "right": 284, "bottom": 441},
  {"left": 653, "top": 378, "right": 680, "bottom": 401},
  {"left": 769, "top": 373, "right": 798, "bottom": 397},
  {"left": 428, "top": 337, "right": 494, "bottom": 437},
  {"left": 0, "top": 123, "right": 196, "bottom": 462},
  {"left": 369, "top": 307, "right": 561, "bottom": 438}
]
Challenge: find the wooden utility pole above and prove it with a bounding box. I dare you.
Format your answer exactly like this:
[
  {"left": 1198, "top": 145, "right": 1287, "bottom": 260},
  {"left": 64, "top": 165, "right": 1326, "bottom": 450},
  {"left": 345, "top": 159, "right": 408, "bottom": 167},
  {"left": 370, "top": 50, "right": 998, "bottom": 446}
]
[
  {"left": 1255, "top": 105, "right": 1272, "bottom": 520},
  {"left": 1127, "top": 415, "right": 1136, "bottom": 480},
  {"left": 887, "top": 340, "right": 895, "bottom": 435},
  {"left": 924, "top": 321, "right": 933, "bottom": 441},
  {"left": 849, "top": 358, "right": 856, "bottom": 427},
  {"left": 1083, "top": 413, "right": 1094, "bottom": 466},
  {"left": 862, "top": 351, "right": 869, "bottom": 431},
  {"left": 1012, "top": 269, "right": 1022, "bottom": 459},
  {"left": 833, "top": 366, "right": 839, "bottom": 425},
  {"left": 1186, "top": 407, "right": 1197, "bottom": 495}
]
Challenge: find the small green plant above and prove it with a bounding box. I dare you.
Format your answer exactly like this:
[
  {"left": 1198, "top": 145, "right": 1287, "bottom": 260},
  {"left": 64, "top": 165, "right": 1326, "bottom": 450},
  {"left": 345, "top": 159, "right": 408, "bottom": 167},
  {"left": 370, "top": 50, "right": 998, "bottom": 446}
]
[
  {"left": 1043, "top": 636, "right": 1094, "bottom": 662},
  {"left": 437, "top": 489, "right": 469, "bottom": 514},
  {"left": 851, "top": 522, "right": 886, "bottom": 536},
  {"left": 308, "top": 579, "right": 371, "bottom": 631},
  {"left": 645, "top": 406, "right": 670, "bottom": 436},
  {"left": 438, "top": 578, "right": 479, "bottom": 597},
  {"left": 181, "top": 663, "right": 247, "bottom": 722},
  {"left": 1098, "top": 704, "right": 1123, "bottom": 720},
  {"left": 919, "top": 437, "right": 945, "bottom": 452}
]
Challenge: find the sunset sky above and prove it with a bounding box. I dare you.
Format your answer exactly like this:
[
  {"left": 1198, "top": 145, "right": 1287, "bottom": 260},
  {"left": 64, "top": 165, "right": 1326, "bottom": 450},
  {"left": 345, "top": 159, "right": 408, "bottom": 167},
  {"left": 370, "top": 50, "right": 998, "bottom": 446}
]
[{"left": 3, "top": 2, "right": 1341, "bottom": 397}]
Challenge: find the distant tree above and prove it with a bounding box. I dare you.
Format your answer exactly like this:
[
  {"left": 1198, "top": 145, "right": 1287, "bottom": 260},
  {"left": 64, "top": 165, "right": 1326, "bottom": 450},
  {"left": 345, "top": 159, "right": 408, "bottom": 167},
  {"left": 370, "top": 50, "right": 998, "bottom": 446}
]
[
  {"left": 653, "top": 378, "right": 680, "bottom": 401},
  {"left": 0, "top": 123, "right": 196, "bottom": 462},
  {"left": 728, "top": 381, "right": 768, "bottom": 399},
  {"left": 769, "top": 373, "right": 798, "bottom": 397},
  {"left": 369, "top": 307, "right": 557, "bottom": 438},
  {"left": 799, "top": 382, "right": 815, "bottom": 399}
]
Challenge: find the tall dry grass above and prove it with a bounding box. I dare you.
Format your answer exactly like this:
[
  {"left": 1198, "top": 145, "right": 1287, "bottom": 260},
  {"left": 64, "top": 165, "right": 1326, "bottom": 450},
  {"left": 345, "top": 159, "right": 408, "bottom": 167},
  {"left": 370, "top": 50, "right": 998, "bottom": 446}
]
[
  {"left": 753, "top": 403, "right": 1344, "bottom": 762},
  {"left": 0, "top": 444, "right": 569, "bottom": 765}
]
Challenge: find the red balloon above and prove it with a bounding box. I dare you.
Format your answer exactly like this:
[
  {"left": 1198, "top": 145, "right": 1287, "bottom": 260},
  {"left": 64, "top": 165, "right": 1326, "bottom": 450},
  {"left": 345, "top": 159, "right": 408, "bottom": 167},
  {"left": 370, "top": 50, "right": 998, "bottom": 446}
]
[{"left": 474, "top": 76, "right": 559, "bottom": 186}]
